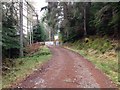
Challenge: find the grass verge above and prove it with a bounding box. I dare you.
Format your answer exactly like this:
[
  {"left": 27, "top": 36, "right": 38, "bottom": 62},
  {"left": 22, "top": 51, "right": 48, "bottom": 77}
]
[
  {"left": 64, "top": 37, "right": 119, "bottom": 87},
  {"left": 2, "top": 46, "right": 51, "bottom": 88}
]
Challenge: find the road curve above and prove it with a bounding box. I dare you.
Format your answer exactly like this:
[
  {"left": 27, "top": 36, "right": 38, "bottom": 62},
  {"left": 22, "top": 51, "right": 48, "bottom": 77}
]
[{"left": 13, "top": 46, "right": 117, "bottom": 88}]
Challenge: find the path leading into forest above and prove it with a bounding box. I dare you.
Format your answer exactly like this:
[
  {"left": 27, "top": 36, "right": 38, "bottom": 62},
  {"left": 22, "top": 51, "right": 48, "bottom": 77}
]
[{"left": 13, "top": 46, "right": 116, "bottom": 88}]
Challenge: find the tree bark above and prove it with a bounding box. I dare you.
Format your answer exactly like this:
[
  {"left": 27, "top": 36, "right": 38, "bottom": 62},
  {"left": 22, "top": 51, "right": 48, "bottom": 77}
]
[
  {"left": 84, "top": 3, "right": 87, "bottom": 36},
  {"left": 83, "top": 2, "right": 91, "bottom": 37},
  {"left": 0, "top": 1, "right": 2, "bottom": 63},
  {"left": 19, "top": 1, "right": 24, "bottom": 57}
]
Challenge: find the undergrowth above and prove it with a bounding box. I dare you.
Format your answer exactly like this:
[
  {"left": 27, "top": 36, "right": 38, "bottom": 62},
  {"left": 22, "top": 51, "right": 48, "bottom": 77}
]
[{"left": 2, "top": 46, "right": 51, "bottom": 88}]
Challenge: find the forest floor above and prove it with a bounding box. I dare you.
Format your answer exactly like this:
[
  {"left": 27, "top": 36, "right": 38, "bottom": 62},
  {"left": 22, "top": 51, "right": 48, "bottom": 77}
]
[
  {"left": 2, "top": 45, "right": 51, "bottom": 88},
  {"left": 11, "top": 46, "right": 117, "bottom": 88}
]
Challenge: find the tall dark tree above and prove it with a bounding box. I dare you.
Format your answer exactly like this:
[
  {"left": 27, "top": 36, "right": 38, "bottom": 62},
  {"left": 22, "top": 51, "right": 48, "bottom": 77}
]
[
  {"left": 2, "top": 2, "right": 20, "bottom": 58},
  {"left": 33, "top": 23, "right": 46, "bottom": 43}
]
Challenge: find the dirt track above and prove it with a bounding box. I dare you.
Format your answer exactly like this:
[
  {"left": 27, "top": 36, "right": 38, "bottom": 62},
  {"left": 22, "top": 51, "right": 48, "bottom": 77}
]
[{"left": 13, "top": 46, "right": 117, "bottom": 88}]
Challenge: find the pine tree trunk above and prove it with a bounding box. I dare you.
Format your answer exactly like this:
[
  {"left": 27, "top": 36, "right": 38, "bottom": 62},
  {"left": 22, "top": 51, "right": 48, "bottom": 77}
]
[
  {"left": 84, "top": 3, "right": 87, "bottom": 36},
  {"left": 0, "top": 2, "right": 2, "bottom": 61},
  {"left": 19, "top": 1, "right": 23, "bottom": 57},
  {"left": 83, "top": 2, "right": 91, "bottom": 37}
]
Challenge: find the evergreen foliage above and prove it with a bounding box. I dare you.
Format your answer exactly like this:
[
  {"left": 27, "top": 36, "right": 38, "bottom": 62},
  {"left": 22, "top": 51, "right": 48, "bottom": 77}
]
[
  {"left": 33, "top": 23, "right": 46, "bottom": 43},
  {"left": 2, "top": 2, "right": 20, "bottom": 58},
  {"left": 43, "top": 2, "right": 119, "bottom": 42}
]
